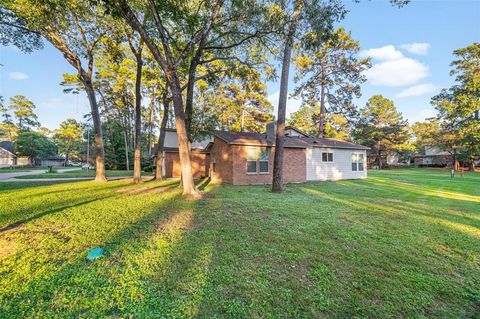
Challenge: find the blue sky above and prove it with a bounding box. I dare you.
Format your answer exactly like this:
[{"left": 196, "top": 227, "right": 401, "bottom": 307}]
[{"left": 1, "top": 0, "right": 479, "bottom": 129}]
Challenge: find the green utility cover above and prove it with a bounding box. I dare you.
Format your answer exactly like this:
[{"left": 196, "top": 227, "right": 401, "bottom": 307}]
[{"left": 87, "top": 247, "right": 104, "bottom": 261}]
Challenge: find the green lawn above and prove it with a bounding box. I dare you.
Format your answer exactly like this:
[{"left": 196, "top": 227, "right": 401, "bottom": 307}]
[
  {"left": 14, "top": 169, "right": 150, "bottom": 179},
  {"left": 0, "top": 169, "right": 478, "bottom": 318}
]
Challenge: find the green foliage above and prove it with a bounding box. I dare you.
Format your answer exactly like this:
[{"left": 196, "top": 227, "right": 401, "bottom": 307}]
[
  {"left": 8, "top": 95, "right": 39, "bottom": 130},
  {"left": 353, "top": 95, "right": 410, "bottom": 161},
  {"left": 431, "top": 43, "right": 480, "bottom": 168},
  {"left": 0, "top": 169, "right": 479, "bottom": 317},
  {"left": 411, "top": 118, "right": 441, "bottom": 152},
  {"left": 0, "top": 6, "right": 43, "bottom": 52},
  {"left": 53, "top": 118, "right": 83, "bottom": 162},
  {"left": 15, "top": 130, "right": 57, "bottom": 160},
  {"left": 293, "top": 27, "right": 371, "bottom": 131}
]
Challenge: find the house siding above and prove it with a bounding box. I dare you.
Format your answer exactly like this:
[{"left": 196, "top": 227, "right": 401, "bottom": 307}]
[
  {"left": 0, "top": 147, "right": 14, "bottom": 168},
  {"left": 164, "top": 151, "right": 210, "bottom": 178},
  {"left": 210, "top": 137, "right": 233, "bottom": 184},
  {"left": 306, "top": 148, "right": 367, "bottom": 181},
  {"left": 231, "top": 145, "right": 306, "bottom": 185}
]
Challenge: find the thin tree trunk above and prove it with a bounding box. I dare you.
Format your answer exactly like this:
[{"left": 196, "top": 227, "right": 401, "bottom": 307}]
[
  {"left": 155, "top": 94, "right": 169, "bottom": 180},
  {"left": 133, "top": 50, "right": 143, "bottom": 184},
  {"left": 123, "top": 129, "right": 130, "bottom": 171},
  {"left": 148, "top": 88, "right": 155, "bottom": 156},
  {"left": 84, "top": 81, "right": 107, "bottom": 181},
  {"left": 318, "top": 52, "right": 327, "bottom": 137},
  {"left": 318, "top": 84, "right": 327, "bottom": 137},
  {"left": 272, "top": 3, "right": 302, "bottom": 192}
]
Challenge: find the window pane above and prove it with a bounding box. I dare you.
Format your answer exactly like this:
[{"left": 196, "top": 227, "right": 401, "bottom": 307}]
[
  {"left": 351, "top": 153, "right": 357, "bottom": 162},
  {"left": 358, "top": 154, "right": 364, "bottom": 163},
  {"left": 259, "top": 161, "right": 269, "bottom": 173},
  {"left": 328, "top": 153, "right": 333, "bottom": 162},
  {"left": 260, "top": 148, "right": 269, "bottom": 161},
  {"left": 352, "top": 163, "right": 358, "bottom": 171},
  {"left": 246, "top": 147, "right": 258, "bottom": 160},
  {"left": 247, "top": 160, "right": 257, "bottom": 173},
  {"left": 359, "top": 163, "right": 364, "bottom": 171},
  {"left": 322, "top": 153, "right": 328, "bottom": 161}
]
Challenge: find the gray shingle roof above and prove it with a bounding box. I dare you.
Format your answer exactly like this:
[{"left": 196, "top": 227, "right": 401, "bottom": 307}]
[
  {"left": 214, "top": 131, "right": 369, "bottom": 150},
  {"left": 0, "top": 141, "right": 14, "bottom": 153}
]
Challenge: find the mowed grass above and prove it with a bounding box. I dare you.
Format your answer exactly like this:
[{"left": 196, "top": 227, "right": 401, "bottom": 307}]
[
  {"left": 0, "top": 169, "right": 478, "bottom": 318},
  {"left": 14, "top": 169, "right": 150, "bottom": 179}
]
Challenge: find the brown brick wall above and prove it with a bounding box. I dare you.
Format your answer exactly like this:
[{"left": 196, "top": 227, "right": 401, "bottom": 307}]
[
  {"left": 210, "top": 137, "right": 233, "bottom": 184},
  {"left": 231, "top": 145, "right": 306, "bottom": 185},
  {"left": 164, "top": 151, "right": 210, "bottom": 178}
]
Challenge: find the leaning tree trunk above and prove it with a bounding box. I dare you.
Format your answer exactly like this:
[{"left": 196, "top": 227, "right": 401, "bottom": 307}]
[
  {"left": 169, "top": 75, "right": 197, "bottom": 196},
  {"left": 272, "top": 2, "right": 302, "bottom": 193},
  {"left": 84, "top": 80, "right": 107, "bottom": 181},
  {"left": 154, "top": 96, "right": 169, "bottom": 180},
  {"left": 133, "top": 52, "right": 143, "bottom": 184}
]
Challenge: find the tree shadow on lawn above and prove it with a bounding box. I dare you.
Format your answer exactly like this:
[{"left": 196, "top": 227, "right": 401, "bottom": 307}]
[
  {"left": 0, "top": 196, "right": 114, "bottom": 234},
  {"left": 0, "top": 179, "right": 223, "bottom": 317},
  {"left": 0, "top": 182, "right": 129, "bottom": 229}
]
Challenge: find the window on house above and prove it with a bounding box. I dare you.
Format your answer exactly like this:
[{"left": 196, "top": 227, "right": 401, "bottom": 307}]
[
  {"left": 246, "top": 147, "right": 258, "bottom": 173},
  {"left": 259, "top": 148, "right": 269, "bottom": 173},
  {"left": 352, "top": 153, "right": 365, "bottom": 171},
  {"left": 246, "top": 146, "right": 269, "bottom": 174},
  {"left": 322, "top": 152, "right": 334, "bottom": 162}
]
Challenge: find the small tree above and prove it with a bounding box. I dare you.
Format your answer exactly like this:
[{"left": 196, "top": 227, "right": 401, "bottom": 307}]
[
  {"left": 16, "top": 131, "right": 57, "bottom": 163},
  {"left": 9, "top": 95, "right": 39, "bottom": 130},
  {"left": 53, "top": 119, "right": 83, "bottom": 164},
  {"left": 353, "top": 95, "right": 410, "bottom": 168}
]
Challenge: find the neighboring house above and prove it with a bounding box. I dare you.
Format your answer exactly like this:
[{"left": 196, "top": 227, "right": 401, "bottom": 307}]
[
  {"left": 152, "top": 128, "right": 211, "bottom": 178},
  {"left": 0, "top": 141, "right": 32, "bottom": 168},
  {"left": 207, "top": 122, "right": 369, "bottom": 185},
  {"left": 414, "top": 146, "right": 452, "bottom": 167},
  {"left": 0, "top": 141, "right": 15, "bottom": 168},
  {"left": 41, "top": 155, "right": 66, "bottom": 167}
]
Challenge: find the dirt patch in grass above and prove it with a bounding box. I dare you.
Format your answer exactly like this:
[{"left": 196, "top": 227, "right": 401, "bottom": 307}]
[
  {"left": 151, "top": 209, "right": 202, "bottom": 234},
  {"left": 117, "top": 186, "right": 172, "bottom": 195},
  {"left": 0, "top": 238, "right": 17, "bottom": 260}
]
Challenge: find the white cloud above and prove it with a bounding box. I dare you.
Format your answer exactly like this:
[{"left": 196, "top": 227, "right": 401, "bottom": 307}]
[
  {"left": 268, "top": 91, "right": 302, "bottom": 119},
  {"left": 8, "top": 72, "right": 29, "bottom": 80},
  {"left": 400, "top": 42, "right": 430, "bottom": 55},
  {"left": 360, "top": 45, "right": 404, "bottom": 61},
  {"left": 364, "top": 57, "right": 429, "bottom": 87},
  {"left": 396, "top": 83, "right": 437, "bottom": 98}
]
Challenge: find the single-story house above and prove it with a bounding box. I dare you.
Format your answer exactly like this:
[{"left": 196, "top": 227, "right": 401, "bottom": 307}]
[
  {"left": 207, "top": 123, "right": 369, "bottom": 185},
  {"left": 152, "top": 128, "right": 211, "bottom": 178},
  {"left": 153, "top": 124, "right": 369, "bottom": 185},
  {"left": 0, "top": 141, "right": 15, "bottom": 168},
  {"left": 41, "top": 155, "right": 66, "bottom": 167},
  {"left": 414, "top": 146, "right": 452, "bottom": 167}
]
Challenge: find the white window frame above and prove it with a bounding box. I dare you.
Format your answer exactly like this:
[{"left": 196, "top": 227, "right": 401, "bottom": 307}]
[
  {"left": 246, "top": 146, "right": 269, "bottom": 174},
  {"left": 259, "top": 147, "right": 269, "bottom": 174},
  {"left": 322, "top": 151, "right": 334, "bottom": 163},
  {"left": 352, "top": 153, "right": 365, "bottom": 172}
]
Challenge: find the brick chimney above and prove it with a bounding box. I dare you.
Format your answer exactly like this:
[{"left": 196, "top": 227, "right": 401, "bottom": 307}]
[{"left": 266, "top": 121, "right": 277, "bottom": 137}]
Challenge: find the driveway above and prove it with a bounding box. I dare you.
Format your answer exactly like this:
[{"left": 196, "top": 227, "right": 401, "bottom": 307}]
[
  {"left": 0, "top": 168, "right": 153, "bottom": 182},
  {"left": 0, "top": 167, "right": 83, "bottom": 182}
]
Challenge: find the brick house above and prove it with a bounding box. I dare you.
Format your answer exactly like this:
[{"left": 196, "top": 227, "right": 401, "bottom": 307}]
[
  {"left": 154, "top": 124, "right": 368, "bottom": 184},
  {"left": 207, "top": 124, "right": 369, "bottom": 185},
  {"left": 153, "top": 128, "right": 211, "bottom": 178}
]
